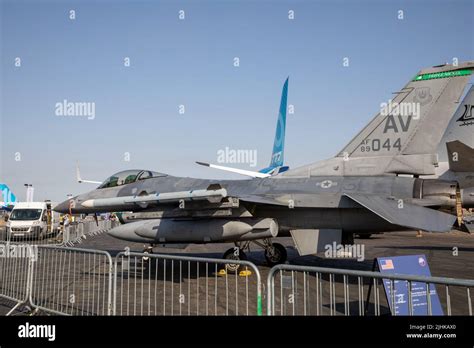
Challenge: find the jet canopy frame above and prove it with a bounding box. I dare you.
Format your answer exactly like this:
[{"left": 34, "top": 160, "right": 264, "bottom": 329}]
[{"left": 98, "top": 170, "right": 166, "bottom": 189}]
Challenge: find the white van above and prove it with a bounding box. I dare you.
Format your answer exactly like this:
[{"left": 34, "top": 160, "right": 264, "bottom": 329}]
[{"left": 6, "top": 201, "right": 59, "bottom": 240}]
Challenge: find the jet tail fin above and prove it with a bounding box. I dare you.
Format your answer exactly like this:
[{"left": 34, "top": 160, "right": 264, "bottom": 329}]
[
  {"left": 282, "top": 62, "right": 474, "bottom": 177},
  {"left": 338, "top": 62, "right": 474, "bottom": 160}
]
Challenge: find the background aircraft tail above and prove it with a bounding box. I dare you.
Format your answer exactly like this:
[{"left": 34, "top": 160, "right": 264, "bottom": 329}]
[
  {"left": 338, "top": 62, "right": 474, "bottom": 159},
  {"left": 198, "top": 77, "right": 290, "bottom": 178},
  {"left": 260, "top": 77, "right": 289, "bottom": 175},
  {"left": 0, "top": 183, "right": 17, "bottom": 208}
]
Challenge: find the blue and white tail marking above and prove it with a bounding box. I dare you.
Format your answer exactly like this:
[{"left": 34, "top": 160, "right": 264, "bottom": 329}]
[
  {"left": 197, "top": 78, "right": 290, "bottom": 178},
  {"left": 259, "top": 77, "right": 289, "bottom": 175},
  {"left": 0, "top": 183, "right": 17, "bottom": 210}
]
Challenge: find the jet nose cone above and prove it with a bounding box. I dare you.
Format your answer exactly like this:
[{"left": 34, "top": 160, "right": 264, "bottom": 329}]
[
  {"left": 54, "top": 199, "right": 71, "bottom": 214},
  {"left": 54, "top": 196, "right": 81, "bottom": 214}
]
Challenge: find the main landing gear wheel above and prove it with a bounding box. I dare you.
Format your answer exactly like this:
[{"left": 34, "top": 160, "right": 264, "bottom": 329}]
[
  {"left": 264, "top": 243, "right": 287, "bottom": 266},
  {"left": 223, "top": 247, "right": 247, "bottom": 273}
]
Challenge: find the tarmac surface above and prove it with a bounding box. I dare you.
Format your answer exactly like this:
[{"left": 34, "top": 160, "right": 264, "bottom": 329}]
[
  {"left": 65, "top": 228, "right": 474, "bottom": 279},
  {"left": 0, "top": 226, "right": 473, "bottom": 316}
]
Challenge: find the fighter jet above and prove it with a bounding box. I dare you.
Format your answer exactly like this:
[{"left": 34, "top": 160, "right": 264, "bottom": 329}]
[{"left": 55, "top": 62, "right": 474, "bottom": 267}]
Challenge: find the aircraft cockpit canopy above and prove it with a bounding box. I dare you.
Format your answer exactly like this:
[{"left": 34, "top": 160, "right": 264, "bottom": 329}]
[{"left": 98, "top": 170, "right": 166, "bottom": 189}]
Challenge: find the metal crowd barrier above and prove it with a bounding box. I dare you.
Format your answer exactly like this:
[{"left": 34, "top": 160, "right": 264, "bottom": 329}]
[
  {"left": 63, "top": 220, "right": 118, "bottom": 246},
  {"left": 1, "top": 219, "right": 118, "bottom": 246},
  {"left": 113, "top": 252, "right": 263, "bottom": 316},
  {"left": 29, "top": 245, "right": 113, "bottom": 315},
  {"left": 3, "top": 243, "right": 474, "bottom": 317},
  {"left": 267, "top": 264, "right": 474, "bottom": 316},
  {"left": 0, "top": 220, "right": 117, "bottom": 315},
  {"left": 0, "top": 243, "right": 35, "bottom": 315}
]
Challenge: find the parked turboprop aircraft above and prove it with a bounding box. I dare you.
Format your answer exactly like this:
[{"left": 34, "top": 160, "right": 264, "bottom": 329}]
[{"left": 55, "top": 62, "right": 474, "bottom": 267}]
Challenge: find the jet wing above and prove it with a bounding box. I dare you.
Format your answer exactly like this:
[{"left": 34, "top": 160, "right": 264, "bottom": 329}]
[
  {"left": 239, "top": 193, "right": 343, "bottom": 208},
  {"left": 196, "top": 162, "right": 271, "bottom": 178},
  {"left": 344, "top": 193, "right": 456, "bottom": 232},
  {"left": 76, "top": 163, "right": 102, "bottom": 184},
  {"left": 238, "top": 194, "right": 289, "bottom": 206}
]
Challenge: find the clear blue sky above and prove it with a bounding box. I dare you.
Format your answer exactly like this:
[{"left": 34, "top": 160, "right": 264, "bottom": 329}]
[{"left": 1, "top": 0, "right": 473, "bottom": 202}]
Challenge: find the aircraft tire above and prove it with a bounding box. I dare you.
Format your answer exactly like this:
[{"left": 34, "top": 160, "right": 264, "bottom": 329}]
[{"left": 264, "top": 243, "right": 287, "bottom": 266}]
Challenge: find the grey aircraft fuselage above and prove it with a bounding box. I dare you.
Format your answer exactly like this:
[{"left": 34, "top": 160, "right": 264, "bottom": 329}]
[{"left": 56, "top": 173, "right": 459, "bottom": 235}]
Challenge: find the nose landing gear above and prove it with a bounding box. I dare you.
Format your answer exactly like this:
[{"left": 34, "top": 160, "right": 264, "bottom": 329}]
[
  {"left": 254, "top": 239, "right": 287, "bottom": 266},
  {"left": 263, "top": 242, "right": 287, "bottom": 266}
]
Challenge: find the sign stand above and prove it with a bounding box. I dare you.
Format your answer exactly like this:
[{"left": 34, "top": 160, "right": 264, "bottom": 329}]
[
  {"left": 365, "top": 255, "right": 443, "bottom": 315},
  {"left": 364, "top": 259, "right": 378, "bottom": 315}
]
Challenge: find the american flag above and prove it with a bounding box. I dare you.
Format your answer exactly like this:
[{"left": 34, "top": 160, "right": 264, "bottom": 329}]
[{"left": 380, "top": 259, "right": 394, "bottom": 270}]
